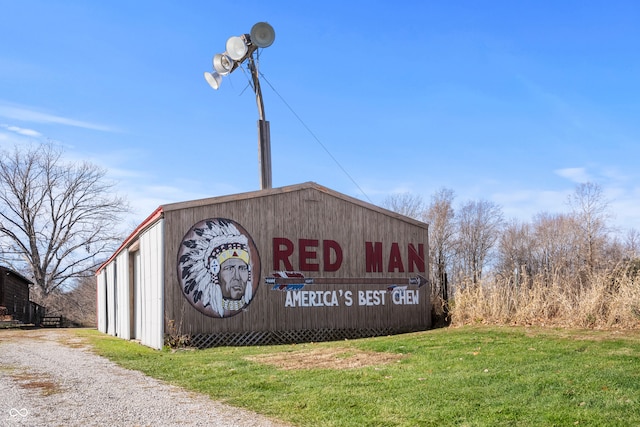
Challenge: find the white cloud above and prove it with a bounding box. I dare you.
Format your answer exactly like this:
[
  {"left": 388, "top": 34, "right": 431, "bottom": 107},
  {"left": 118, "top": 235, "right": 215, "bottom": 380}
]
[
  {"left": 555, "top": 167, "right": 590, "bottom": 183},
  {"left": 1, "top": 124, "right": 42, "bottom": 137},
  {"left": 0, "top": 126, "right": 42, "bottom": 148},
  {"left": 0, "top": 102, "right": 117, "bottom": 132}
]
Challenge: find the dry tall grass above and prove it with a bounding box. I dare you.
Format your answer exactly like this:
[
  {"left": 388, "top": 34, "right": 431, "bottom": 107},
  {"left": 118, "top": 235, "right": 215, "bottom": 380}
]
[{"left": 450, "top": 268, "right": 640, "bottom": 329}]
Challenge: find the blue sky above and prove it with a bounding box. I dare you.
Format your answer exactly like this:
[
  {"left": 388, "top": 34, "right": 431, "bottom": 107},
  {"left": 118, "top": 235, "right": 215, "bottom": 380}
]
[{"left": 1, "top": 1, "right": 639, "bottom": 233}]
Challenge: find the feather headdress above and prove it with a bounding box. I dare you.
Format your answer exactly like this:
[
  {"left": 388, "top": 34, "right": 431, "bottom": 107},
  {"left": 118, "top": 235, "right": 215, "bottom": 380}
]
[{"left": 177, "top": 218, "right": 253, "bottom": 317}]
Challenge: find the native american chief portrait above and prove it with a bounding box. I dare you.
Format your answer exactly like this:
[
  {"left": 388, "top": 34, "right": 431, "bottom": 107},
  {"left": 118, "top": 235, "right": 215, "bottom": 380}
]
[{"left": 177, "top": 218, "right": 260, "bottom": 318}]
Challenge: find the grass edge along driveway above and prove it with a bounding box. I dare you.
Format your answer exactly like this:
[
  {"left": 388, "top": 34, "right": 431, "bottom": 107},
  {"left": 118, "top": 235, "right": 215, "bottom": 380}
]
[{"left": 78, "top": 326, "right": 640, "bottom": 427}]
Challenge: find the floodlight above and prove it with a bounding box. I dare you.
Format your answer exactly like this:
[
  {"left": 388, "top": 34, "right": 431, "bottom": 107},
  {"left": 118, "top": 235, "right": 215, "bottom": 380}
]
[
  {"left": 213, "top": 53, "right": 234, "bottom": 75},
  {"left": 226, "top": 36, "right": 248, "bottom": 60},
  {"left": 250, "top": 22, "right": 275, "bottom": 48},
  {"left": 204, "top": 71, "right": 222, "bottom": 90},
  {"left": 205, "top": 22, "right": 276, "bottom": 189}
]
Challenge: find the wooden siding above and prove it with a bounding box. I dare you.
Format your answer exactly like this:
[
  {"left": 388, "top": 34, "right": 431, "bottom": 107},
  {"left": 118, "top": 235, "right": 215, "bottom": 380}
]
[
  {"left": 0, "top": 267, "right": 31, "bottom": 323},
  {"left": 162, "top": 183, "right": 430, "bottom": 338}
]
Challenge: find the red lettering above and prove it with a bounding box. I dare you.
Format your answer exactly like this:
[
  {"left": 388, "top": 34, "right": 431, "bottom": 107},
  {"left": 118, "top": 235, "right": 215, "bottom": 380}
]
[
  {"left": 299, "top": 239, "right": 320, "bottom": 271},
  {"left": 408, "top": 243, "right": 425, "bottom": 272},
  {"left": 273, "top": 238, "right": 424, "bottom": 274},
  {"left": 366, "top": 242, "right": 383, "bottom": 272},
  {"left": 388, "top": 242, "right": 405, "bottom": 272},
  {"left": 273, "top": 237, "right": 294, "bottom": 270},
  {"left": 323, "top": 239, "right": 343, "bottom": 272}
]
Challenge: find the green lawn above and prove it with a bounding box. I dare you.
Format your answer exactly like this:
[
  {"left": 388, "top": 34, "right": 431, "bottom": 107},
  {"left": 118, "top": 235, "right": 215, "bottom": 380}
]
[{"left": 77, "top": 326, "right": 640, "bottom": 426}]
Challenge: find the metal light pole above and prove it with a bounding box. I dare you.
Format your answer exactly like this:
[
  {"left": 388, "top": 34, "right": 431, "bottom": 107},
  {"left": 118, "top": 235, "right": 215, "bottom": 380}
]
[
  {"left": 248, "top": 56, "right": 272, "bottom": 189},
  {"left": 204, "top": 22, "right": 275, "bottom": 190}
]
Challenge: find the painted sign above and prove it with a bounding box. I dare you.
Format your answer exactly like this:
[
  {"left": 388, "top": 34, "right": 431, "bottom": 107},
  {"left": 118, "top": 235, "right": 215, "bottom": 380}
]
[
  {"left": 268, "top": 236, "right": 427, "bottom": 310},
  {"left": 177, "top": 223, "right": 426, "bottom": 318},
  {"left": 272, "top": 238, "right": 426, "bottom": 273},
  {"left": 177, "top": 218, "right": 261, "bottom": 318},
  {"left": 267, "top": 271, "right": 425, "bottom": 308}
]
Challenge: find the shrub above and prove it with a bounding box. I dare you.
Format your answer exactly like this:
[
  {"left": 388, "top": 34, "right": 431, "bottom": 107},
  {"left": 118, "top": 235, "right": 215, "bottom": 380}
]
[{"left": 450, "top": 266, "right": 640, "bottom": 329}]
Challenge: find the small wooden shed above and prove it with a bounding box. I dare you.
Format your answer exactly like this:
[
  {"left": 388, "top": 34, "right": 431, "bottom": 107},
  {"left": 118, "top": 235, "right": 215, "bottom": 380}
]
[
  {"left": 0, "top": 266, "right": 32, "bottom": 323},
  {"left": 96, "top": 182, "right": 430, "bottom": 349}
]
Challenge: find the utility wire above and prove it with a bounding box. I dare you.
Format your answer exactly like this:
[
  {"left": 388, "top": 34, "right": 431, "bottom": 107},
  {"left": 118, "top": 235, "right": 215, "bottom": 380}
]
[{"left": 258, "top": 72, "right": 373, "bottom": 204}]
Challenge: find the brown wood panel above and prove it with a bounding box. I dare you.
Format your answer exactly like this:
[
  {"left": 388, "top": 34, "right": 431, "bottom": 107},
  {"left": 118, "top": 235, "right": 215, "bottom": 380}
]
[
  {"left": 0, "top": 267, "right": 31, "bottom": 322},
  {"left": 162, "top": 183, "right": 430, "bottom": 336}
]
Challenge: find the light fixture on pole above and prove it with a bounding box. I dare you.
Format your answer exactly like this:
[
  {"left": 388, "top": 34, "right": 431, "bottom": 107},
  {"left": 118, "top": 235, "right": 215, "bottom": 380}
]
[
  {"left": 203, "top": 71, "right": 222, "bottom": 90},
  {"left": 204, "top": 22, "right": 276, "bottom": 190},
  {"left": 226, "top": 36, "right": 248, "bottom": 60},
  {"left": 212, "top": 53, "right": 234, "bottom": 75}
]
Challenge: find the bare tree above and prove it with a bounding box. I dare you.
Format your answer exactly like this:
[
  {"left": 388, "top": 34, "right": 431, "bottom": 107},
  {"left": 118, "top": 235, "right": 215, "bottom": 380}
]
[
  {"left": 455, "top": 199, "right": 504, "bottom": 285},
  {"left": 567, "top": 182, "right": 611, "bottom": 273},
  {"left": 381, "top": 192, "right": 425, "bottom": 220},
  {"left": 42, "top": 275, "right": 98, "bottom": 326},
  {"left": 530, "top": 212, "right": 579, "bottom": 281},
  {"left": 496, "top": 219, "right": 533, "bottom": 286},
  {"left": 0, "top": 143, "right": 129, "bottom": 295},
  {"left": 624, "top": 229, "right": 640, "bottom": 259},
  {"left": 423, "top": 188, "right": 455, "bottom": 304}
]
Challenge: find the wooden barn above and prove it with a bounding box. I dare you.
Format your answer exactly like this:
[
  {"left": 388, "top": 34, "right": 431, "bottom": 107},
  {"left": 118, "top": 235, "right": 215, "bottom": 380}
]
[
  {"left": 96, "top": 182, "right": 431, "bottom": 349},
  {"left": 0, "top": 266, "right": 32, "bottom": 323}
]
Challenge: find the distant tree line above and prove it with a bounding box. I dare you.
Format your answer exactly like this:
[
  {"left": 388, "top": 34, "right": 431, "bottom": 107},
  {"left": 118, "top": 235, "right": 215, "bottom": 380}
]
[{"left": 382, "top": 183, "right": 640, "bottom": 328}]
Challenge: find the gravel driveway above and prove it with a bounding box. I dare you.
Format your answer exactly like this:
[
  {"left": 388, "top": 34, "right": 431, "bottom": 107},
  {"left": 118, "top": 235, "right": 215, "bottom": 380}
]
[{"left": 0, "top": 329, "right": 290, "bottom": 427}]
